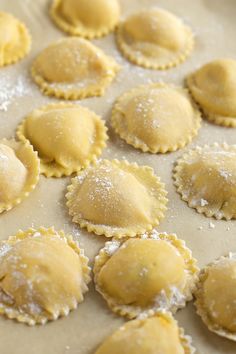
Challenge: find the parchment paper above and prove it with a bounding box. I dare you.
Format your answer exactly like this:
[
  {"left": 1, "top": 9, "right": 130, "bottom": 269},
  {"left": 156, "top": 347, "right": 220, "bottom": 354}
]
[{"left": 0, "top": 1, "right": 236, "bottom": 353}]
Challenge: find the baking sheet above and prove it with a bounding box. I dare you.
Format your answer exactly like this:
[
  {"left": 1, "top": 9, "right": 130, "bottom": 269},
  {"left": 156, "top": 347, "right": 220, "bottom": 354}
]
[{"left": 0, "top": 0, "right": 236, "bottom": 353}]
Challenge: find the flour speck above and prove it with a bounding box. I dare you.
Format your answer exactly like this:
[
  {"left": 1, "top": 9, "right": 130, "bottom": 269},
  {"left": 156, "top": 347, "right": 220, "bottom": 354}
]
[{"left": 0, "top": 71, "right": 33, "bottom": 112}]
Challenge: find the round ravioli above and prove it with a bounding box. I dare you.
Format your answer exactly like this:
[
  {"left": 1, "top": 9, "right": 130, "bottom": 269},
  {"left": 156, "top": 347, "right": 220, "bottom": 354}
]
[
  {"left": 195, "top": 254, "right": 236, "bottom": 341},
  {"left": 66, "top": 160, "right": 168, "bottom": 238},
  {"left": 94, "top": 231, "right": 198, "bottom": 318},
  {"left": 17, "top": 103, "right": 108, "bottom": 177},
  {"left": 0, "top": 227, "right": 91, "bottom": 325},
  {"left": 116, "top": 8, "right": 194, "bottom": 69},
  {"left": 111, "top": 83, "right": 201, "bottom": 153},
  {"left": 0, "top": 139, "right": 39, "bottom": 213},
  {"left": 95, "top": 312, "right": 195, "bottom": 354},
  {"left": 173, "top": 143, "right": 236, "bottom": 220},
  {"left": 187, "top": 58, "right": 236, "bottom": 127},
  {"left": 31, "top": 37, "right": 119, "bottom": 100},
  {"left": 0, "top": 12, "right": 31, "bottom": 67},
  {"left": 50, "top": 0, "right": 120, "bottom": 38}
]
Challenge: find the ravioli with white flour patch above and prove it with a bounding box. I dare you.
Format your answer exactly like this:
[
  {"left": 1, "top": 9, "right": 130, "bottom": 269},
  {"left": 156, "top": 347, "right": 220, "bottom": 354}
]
[
  {"left": 17, "top": 103, "right": 108, "bottom": 177},
  {"left": 0, "top": 139, "right": 39, "bottom": 213},
  {"left": 174, "top": 143, "right": 236, "bottom": 220},
  {"left": 195, "top": 254, "right": 236, "bottom": 341},
  {"left": 93, "top": 231, "right": 198, "bottom": 318},
  {"left": 0, "top": 227, "right": 90, "bottom": 325}
]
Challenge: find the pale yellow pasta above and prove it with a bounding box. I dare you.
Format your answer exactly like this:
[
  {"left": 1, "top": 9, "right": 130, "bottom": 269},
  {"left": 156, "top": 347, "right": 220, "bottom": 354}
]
[
  {"left": 94, "top": 231, "right": 198, "bottom": 318},
  {"left": 174, "top": 143, "right": 236, "bottom": 220},
  {"left": 66, "top": 160, "right": 168, "bottom": 238},
  {"left": 0, "top": 227, "right": 91, "bottom": 325},
  {"left": 31, "top": 37, "right": 119, "bottom": 100},
  {"left": 95, "top": 312, "right": 195, "bottom": 354},
  {"left": 195, "top": 254, "right": 236, "bottom": 341},
  {"left": 112, "top": 83, "right": 201, "bottom": 153},
  {"left": 187, "top": 58, "right": 236, "bottom": 127},
  {"left": 17, "top": 103, "right": 108, "bottom": 177},
  {"left": 0, "top": 11, "right": 31, "bottom": 66},
  {"left": 50, "top": 0, "right": 120, "bottom": 38},
  {"left": 116, "top": 8, "right": 194, "bottom": 69},
  {"left": 0, "top": 139, "right": 39, "bottom": 213}
]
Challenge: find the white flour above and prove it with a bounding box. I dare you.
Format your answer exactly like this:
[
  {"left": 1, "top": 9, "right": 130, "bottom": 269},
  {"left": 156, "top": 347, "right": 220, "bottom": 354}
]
[{"left": 0, "top": 71, "right": 33, "bottom": 112}]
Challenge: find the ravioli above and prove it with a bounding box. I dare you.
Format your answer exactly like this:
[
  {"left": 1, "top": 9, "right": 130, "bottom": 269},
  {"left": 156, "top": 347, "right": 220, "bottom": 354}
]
[
  {"left": 173, "top": 143, "right": 236, "bottom": 220},
  {"left": 50, "top": 0, "right": 120, "bottom": 38},
  {"left": 0, "top": 11, "right": 31, "bottom": 66},
  {"left": 195, "top": 254, "right": 236, "bottom": 341},
  {"left": 94, "top": 231, "right": 198, "bottom": 318},
  {"left": 187, "top": 59, "right": 236, "bottom": 127},
  {"left": 31, "top": 37, "right": 119, "bottom": 100},
  {"left": 116, "top": 8, "right": 194, "bottom": 69},
  {"left": 95, "top": 312, "right": 195, "bottom": 354},
  {"left": 0, "top": 227, "right": 91, "bottom": 325},
  {"left": 17, "top": 103, "right": 108, "bottom": 177},
  {"left": 66, "top": 160, "right": 168, "bottom": 237},
  {"left": 0, "top": 139, "right": 39, "bottom": 213},
  {"left": 112, "top": 83, "right": 201, "bottom": 153}
]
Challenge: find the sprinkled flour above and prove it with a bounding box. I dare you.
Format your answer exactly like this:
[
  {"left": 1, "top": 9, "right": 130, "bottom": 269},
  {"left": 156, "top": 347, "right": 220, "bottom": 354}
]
[
  {"left": 0, "top": 243, "right": 12, "bottom": 257},
  {"left": 104, "top": 240, "right": 120, "bottom": 256},
  {"left": 200, "top": 198, "right": 208, "bottom": 207},
  {"left": 0, "top": 71, "right": 33, "bottom": 112},
  {"left": 209, "top": 221, "right": 215, "bottom": 229},
  {"left": 154, "top": 286, "right": 186, "bottom": 310}
]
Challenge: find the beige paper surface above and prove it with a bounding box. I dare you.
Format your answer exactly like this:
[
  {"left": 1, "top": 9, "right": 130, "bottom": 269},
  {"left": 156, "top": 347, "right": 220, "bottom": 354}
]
[{"left": 0, "top": 0, "right": 236, "bottom": 353}]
